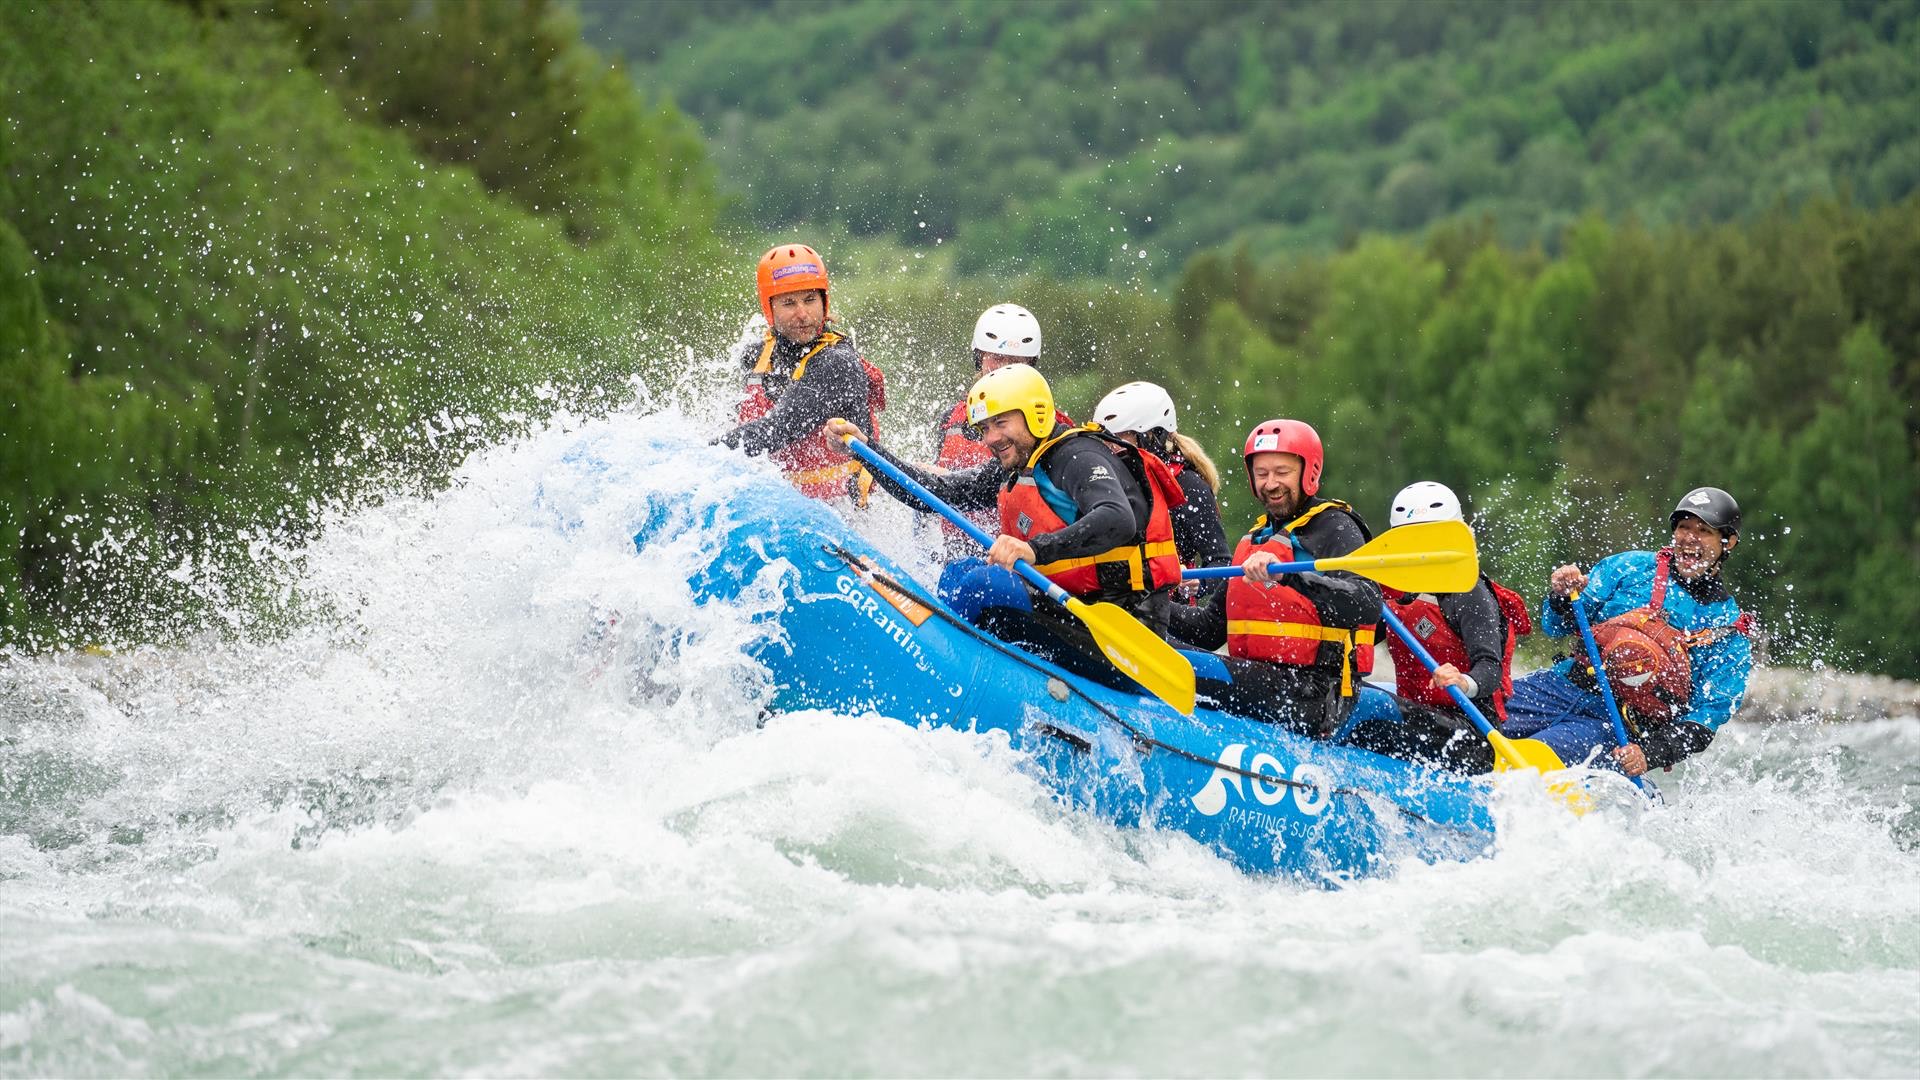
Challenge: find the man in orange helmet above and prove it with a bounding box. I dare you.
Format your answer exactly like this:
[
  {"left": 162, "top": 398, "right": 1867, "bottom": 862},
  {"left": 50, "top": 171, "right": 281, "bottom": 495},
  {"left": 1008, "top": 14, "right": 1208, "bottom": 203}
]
[{"left": 716, "top": 244, "right": 887, "bottom": 504}]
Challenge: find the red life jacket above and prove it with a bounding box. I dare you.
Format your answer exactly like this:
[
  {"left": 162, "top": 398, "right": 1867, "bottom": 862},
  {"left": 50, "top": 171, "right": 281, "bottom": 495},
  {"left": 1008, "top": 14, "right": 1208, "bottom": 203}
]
[
  {"left": 1225, "top": 501, "right": 1378, "bottom": 696},
  {"left": 737, "top": 329, "right": 887, "bottom": 503},
  {"left": 997, "top": 425, "right": 1184, "bottom": 598},
  {"left": 1159, "top": 457, "right": 1210, "bottom": 607},
  {"left": 1383, "top": 578, "right": 1533, "bottom": 721},
  {"left": 1588, "top": 548, "right": 1752, "bottom": 726},
  {"left": 935, "top": 400, "right": 1071, "bottom": 548}
]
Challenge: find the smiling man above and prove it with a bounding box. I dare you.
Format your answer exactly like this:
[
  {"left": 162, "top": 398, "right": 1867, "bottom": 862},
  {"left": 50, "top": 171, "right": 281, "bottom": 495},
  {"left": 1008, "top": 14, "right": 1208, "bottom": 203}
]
[
  {"left": 1165, "top": 419, "right": 1383, "bottom": 737},
  {"left": 823, "top": 364, "right": 1185, "bottom": 680},
  {"left": 1502, "top": 486, "right": 1755, "bottom": 776}
]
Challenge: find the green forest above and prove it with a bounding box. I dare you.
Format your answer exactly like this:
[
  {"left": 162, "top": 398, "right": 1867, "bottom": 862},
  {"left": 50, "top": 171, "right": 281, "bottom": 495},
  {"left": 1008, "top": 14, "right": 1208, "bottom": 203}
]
[
  {"left": 582, "top": 0, "right": 1920, "bottom": 278},
  {"left": 2, "top": 0, "right": 1917, "bottom": 678},
  {"left": 0, "top": 0, "right": 730, "bottom": 644}
]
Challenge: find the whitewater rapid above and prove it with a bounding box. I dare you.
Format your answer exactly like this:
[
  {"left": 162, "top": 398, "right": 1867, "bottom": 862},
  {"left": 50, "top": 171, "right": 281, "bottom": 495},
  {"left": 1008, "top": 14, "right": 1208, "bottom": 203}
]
[{"left": 3, "top": 412, "right": 1917, "bottom": 1077}]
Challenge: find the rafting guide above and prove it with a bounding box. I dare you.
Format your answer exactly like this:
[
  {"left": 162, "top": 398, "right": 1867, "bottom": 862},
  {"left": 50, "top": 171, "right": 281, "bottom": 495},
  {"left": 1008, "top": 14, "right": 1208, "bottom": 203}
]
[
  {"left": 1503, "top": 487, "right": 1755, "bottom": 776},
  {"left": 714, "top": 243, "right": 887, "bottom": 507}
]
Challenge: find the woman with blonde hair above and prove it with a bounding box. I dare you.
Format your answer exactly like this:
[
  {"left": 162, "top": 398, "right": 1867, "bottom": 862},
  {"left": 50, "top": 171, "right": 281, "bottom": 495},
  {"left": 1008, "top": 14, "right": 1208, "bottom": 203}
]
[{"left": 1091, "top": 381, "right": 1232, "bottom": 602}]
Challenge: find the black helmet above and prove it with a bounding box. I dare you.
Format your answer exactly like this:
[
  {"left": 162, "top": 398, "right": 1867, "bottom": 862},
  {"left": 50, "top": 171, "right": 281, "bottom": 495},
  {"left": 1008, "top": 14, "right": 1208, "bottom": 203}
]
[{"left": 1671, "top": 486, "right": 1740, "bottom": 536}]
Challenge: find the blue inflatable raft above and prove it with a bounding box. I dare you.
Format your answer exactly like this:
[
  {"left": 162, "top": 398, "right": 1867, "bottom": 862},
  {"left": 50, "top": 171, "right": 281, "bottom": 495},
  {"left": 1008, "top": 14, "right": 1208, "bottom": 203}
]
[{"left": 624, "top": 444, "right": 1498, "bottom": 882}]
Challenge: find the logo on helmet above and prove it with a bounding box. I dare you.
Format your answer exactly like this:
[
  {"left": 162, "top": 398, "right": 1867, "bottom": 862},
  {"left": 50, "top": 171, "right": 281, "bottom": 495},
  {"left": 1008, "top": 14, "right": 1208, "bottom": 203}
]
[
  {"left": 967, "top": 401, "right": 988, "bottom": 424},
  {"left": 1688, "top": 491, "right": 1711, "bottom": 506},
  {"left": 1251, "top": 434, "right": 1280, "bottom": 453},
  {"left": 769, "top": 262, "right": 822, "bottom": 281}
]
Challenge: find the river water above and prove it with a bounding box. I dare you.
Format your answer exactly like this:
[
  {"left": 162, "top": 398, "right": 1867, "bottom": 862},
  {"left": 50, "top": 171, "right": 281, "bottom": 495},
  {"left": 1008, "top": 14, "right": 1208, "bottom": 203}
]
[{"left": 4, "top": 413, "right": 1917, "bottom": 1077}]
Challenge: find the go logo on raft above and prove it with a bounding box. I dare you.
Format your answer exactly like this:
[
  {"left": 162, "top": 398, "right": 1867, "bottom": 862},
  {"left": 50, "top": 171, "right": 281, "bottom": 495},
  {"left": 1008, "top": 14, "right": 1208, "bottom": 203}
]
[{"left": 1190, "top": 744, "right": 1333, "bottom": 818}]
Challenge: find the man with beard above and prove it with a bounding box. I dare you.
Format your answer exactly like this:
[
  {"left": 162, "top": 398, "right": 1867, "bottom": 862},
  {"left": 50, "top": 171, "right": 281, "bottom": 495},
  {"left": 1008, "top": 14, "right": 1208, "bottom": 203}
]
[
  {"left": 716, "top": 243, "right": 886, "bottom": 505},
  {"left": 1167, "top": 419, "right": 1382, "bottom": 738},
  {"left": 1502, "top": 487, "right": 1755, "bottom": 776},
  {"left": 823, "top": 364, "right": 1185, "bottom": 686}
]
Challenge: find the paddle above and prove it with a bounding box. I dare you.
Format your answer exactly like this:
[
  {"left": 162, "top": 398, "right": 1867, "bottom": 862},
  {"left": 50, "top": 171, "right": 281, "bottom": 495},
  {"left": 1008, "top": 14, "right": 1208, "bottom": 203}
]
[
  {"left": 1376, "top": 605, "right": 1579, "bottom": 793},
  {"left": 1180, "top": 520, "right": 1479, "bottom": 594},
  {"left": 837, "top": 430, "right": 1197, "bottom": 715},
  {"left": 1568, "top": 587, "right": 1649, "bottom": 790}
]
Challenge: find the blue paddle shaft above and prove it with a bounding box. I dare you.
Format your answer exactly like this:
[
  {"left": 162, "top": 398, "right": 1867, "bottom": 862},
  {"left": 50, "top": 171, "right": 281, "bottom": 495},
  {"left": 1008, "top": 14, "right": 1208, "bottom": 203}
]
[
  {"left": 1376, "top": 605, "right": 1496, "bottom": 740},
  {"left": 841, "top": 437, "right": 1071, "bottom": 605},
  {"left": 1183, "top": 562, "right": 1319, "bottom": 579},
  {"left": 1569, "top": 587, "right": 1648, "bottom": 787}
]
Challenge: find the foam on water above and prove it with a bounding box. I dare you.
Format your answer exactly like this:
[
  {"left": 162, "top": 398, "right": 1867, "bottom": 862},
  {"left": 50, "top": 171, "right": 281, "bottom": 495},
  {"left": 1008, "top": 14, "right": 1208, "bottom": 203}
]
[{"left": 3, "top": 411, "right": 1918, "bottom": 1077}]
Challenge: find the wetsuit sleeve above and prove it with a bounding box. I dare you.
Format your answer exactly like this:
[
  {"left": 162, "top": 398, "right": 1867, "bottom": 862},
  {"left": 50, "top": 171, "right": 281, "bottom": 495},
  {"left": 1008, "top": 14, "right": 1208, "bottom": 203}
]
[
  {"left": 719, "top": 345, "right": 868, "bottom": 456},
  {"left": 1285, "top": 510, "right": 1382, "bottom": 631},
  {"left": 1168, "top": 579, "right": 1229, "bottom": 650},
  {"left": 1026, "top": 438, "right": 1139, "bottom": 568},
  {"left": 1439, "top": 582, "right": 1506, "bottom": 711},
  {"left": 1639, "top": 719, "right": 1714, "bottom": 770},
  {"left": 863, "top": 441, "right": 1002, "bottom": 514},
  {"left": 1678, "top": 624, "right": 1751, "bottom": 731}
]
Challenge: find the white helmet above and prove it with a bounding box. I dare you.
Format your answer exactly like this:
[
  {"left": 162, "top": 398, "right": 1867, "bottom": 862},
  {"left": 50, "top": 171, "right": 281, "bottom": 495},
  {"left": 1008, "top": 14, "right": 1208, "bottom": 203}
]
[
  {"left": 1390, "top": 481, "right": 1463, "bottom": 527},
  {"left": 971, "top": 303, "right": 1042, "bottom": 358},
  {"left": 1092, "top": 381, "right": 1178, "bottom": 435}
]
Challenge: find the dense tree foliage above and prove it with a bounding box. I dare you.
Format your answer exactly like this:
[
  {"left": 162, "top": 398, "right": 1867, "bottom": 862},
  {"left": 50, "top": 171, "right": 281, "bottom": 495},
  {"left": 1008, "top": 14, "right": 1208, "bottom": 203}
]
[
  {"left": 582, "top": 0, "right": 1920, "bottom": 278},
  {"left": 0, "top": 0, "right": 729, "bottom": 645}
]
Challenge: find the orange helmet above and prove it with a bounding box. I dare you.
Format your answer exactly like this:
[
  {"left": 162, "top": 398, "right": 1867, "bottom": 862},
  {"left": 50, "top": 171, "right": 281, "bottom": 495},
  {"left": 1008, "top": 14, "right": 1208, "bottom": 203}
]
[{"left": 756, "top": 244, "right": 831, "bottom": 323}]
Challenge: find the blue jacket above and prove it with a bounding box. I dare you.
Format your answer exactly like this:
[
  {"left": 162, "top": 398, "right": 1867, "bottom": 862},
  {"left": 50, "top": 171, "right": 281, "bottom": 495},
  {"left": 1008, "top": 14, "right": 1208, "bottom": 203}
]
[{"left": 1539, "top": 550, "right": 1752, "bottom": 731}]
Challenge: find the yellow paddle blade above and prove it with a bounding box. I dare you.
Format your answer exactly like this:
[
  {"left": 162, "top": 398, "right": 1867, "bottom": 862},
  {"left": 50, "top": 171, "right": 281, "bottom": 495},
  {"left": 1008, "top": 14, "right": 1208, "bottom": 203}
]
[
  {"left": 1488, "top": 732, "right": 1591, "bottom": 816},
  {"left": 1065, "top": 596, "right": 1197, "bottom": 715},
  {"left": 1488, "top": 730, "right": 1565, "bottom": 772},
  {"left": 1320, "top": 519, "right": 1480, "bottom": 592},
  {"left": 1313, "top": 550, "right": 1477, "bottom": 593}
]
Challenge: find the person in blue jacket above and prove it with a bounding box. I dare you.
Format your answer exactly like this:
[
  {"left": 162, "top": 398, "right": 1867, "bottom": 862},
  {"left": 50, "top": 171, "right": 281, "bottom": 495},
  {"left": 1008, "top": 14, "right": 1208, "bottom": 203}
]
[{"left": 1503, "top": 487, "right": 1754, "bottom": 776}]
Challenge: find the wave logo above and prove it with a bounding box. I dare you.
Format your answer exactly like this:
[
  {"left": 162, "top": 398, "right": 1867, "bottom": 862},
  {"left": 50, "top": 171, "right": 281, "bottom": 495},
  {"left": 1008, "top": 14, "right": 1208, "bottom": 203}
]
[{"left": 1190, "top": 744, "right": 1333, "bottom": 817}]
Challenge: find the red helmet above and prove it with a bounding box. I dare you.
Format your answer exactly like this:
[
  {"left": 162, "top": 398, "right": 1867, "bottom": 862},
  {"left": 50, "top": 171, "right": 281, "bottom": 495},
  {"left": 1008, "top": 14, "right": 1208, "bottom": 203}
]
[
  {"left": 756, "top": 244, "right": 830, "bottom": 323},
  {"left": 1242, "top": 419, "right": 1324, "bottom": 497}
]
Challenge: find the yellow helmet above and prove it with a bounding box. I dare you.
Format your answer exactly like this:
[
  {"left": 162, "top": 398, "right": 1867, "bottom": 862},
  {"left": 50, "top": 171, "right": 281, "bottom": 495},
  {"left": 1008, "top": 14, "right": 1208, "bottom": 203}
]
[{"left": 967, "top": 363, "right": 1054, "bottom": 440}]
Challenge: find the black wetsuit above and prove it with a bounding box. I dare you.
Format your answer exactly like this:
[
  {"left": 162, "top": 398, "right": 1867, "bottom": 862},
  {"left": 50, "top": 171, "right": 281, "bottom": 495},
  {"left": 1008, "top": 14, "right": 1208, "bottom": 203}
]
[
  {"left": 717, "top": 332, "right": 870, "bottom": 455},
  {"left": 865, "top": 426, "right": 1174, "bottom": 684}
]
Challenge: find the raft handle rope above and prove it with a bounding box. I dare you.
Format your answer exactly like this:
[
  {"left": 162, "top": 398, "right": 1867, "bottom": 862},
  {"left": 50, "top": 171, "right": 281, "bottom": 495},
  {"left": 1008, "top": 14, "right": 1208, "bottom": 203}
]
[{"left": 820, "top": 544, "right": 1467, "bottom": 830}]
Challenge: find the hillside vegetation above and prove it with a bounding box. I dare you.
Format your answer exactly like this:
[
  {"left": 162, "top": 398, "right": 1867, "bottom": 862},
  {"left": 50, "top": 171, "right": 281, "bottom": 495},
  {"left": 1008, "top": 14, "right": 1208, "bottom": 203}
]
[
  {"left": 0, "top": 0, "right": 728, "bottom": 645},
  {"left": 584, "top": 0, "right": 1920, "bottom": 278}
]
